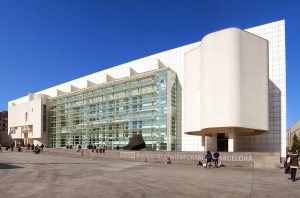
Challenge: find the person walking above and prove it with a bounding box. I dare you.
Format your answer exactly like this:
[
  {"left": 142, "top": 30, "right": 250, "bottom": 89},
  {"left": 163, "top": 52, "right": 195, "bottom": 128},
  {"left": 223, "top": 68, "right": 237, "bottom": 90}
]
[
  {"left": 103, "top": 144, "right": 107, "bottom": 154},
  {"left": 213, "top": 151, "right": 220, "bottom": 168},
  {"left": 76, "top": 144, "right": 81, "bottom": 152},
  {"left": 98, "top": 144, "right": 103, "bottom": 153},
  {"left": 0, "top": 143, "right": 2, "bottom": 152},
  {"left": 287, "top": 150, "right": 300, "bottom": 182},
  {"left": 205, "top": 151, "right": 213, "bottom": 168},
  {"left": 40, "top": 144, "right": 44, "bottom": 151}
]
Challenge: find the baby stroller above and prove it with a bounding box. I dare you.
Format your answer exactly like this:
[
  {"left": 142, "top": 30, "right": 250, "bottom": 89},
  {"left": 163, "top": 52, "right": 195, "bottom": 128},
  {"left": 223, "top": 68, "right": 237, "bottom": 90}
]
[{"left": 33, "top": 147, "right": 41, "bottom": 154}]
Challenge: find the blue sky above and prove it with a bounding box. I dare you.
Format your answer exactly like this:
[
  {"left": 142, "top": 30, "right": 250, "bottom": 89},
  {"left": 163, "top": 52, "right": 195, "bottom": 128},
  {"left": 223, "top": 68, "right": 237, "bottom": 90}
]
[{"left": 0, "top": 0, "right": 299, "bottom": 129}]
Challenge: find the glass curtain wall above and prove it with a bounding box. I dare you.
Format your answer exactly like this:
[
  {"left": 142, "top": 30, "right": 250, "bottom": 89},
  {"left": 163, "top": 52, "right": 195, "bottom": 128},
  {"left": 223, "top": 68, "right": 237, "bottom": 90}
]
[{"left": 49, "top": 68, "right": 177, "bottom": 151}]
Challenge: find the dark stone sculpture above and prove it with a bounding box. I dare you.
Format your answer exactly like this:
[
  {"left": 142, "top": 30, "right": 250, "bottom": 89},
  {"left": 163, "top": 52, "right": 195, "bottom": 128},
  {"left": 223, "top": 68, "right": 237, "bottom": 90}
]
[{"left": 123, "top": 134, "right": 146, "bottom": 150}]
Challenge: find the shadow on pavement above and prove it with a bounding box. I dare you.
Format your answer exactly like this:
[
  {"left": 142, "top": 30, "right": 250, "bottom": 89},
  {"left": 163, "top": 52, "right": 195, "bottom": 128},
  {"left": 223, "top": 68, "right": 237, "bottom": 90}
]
[
  {"left": 0, "top": 163, "right": 24, "bottom": 169},
  {"left": 2, "top": 162, "right": 100, "bottom": 165}
]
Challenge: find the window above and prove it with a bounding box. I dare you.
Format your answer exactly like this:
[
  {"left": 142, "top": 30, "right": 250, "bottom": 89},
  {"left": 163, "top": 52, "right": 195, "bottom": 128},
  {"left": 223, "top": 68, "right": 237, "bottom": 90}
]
[
  {"left": 132, "top": 121, "right": 137, "bottom": 129},
  {"left": 25, "top": 112, "right": 28, "bottom": 121}
]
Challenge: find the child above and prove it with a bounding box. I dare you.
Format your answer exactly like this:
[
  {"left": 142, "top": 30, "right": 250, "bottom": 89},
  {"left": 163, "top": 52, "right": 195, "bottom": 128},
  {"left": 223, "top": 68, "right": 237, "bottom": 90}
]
[{"left": 165, "top": 157, "right": 172, "bottom": 164}]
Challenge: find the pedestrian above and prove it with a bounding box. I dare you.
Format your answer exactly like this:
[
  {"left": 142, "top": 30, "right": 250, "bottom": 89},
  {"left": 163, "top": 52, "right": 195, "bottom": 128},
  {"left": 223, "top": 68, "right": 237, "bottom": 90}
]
[
  {"left": 96, "top": 145, "right": 99, "bottom": 154},
  {"left": 213, "top": 151, "right": 220, "bottom": 168},
  {"left": 31, "top": 144, "right": 34, "bottom": 150},
  {"left": 76, "top": 144, "right": 81, "bottom": 152},
  {"left": 287, "top": 150, "right": 300, "bottom": 182},
  {"left": 116, "top": 145, "right": 119, "bottom": 150},
  {"left": 103, "top": 144, "right": 107, "bottom": 154},
  {"left": 0, "top": 143, "right": 2, "bottom": 152},
  {"left": 10, "top": 144, "right": 14, "bottom": 152},
  {"left": 205, "top": 151, "right": 213, "bottom": 168},
  {"left": 98, "top": 144, "right": 103, "bottom": 153}
]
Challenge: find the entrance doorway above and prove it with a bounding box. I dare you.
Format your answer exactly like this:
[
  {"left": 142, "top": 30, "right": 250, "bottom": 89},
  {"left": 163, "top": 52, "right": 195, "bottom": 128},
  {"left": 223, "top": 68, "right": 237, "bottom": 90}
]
[{"left": 217, "top": 133, "right": 228, "bottom": 152}]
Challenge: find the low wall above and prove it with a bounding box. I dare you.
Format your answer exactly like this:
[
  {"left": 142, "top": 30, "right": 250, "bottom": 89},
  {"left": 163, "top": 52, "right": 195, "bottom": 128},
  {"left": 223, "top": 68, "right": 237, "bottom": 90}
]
[{"left": 43, "top": 148, "right": 280, "bottom": 169}]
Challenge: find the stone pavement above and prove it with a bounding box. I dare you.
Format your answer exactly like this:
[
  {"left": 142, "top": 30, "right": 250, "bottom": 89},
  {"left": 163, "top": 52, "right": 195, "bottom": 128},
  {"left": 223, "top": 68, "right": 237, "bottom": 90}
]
[{"left": 0, "top": 150, "right": 299, "bottom": 198}]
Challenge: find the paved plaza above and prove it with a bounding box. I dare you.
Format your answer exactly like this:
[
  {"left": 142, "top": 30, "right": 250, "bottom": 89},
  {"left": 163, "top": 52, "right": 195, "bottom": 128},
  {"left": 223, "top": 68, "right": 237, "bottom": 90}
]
[{"left": 0, "top": 150, "right": 299, "bottom": 198}]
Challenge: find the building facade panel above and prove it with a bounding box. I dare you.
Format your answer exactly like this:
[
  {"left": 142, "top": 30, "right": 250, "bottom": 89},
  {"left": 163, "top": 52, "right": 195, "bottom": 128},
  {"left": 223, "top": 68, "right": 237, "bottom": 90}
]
[
  {"left": 239, "top": 20, "right": 286, "bottom": 158},
  {"left": 0, "top": 110, "right": 8, "bottom": 146},
  {"left": 48, "top": 68, "right": 177, "bottom": 150},
  {"left": 8, "top": 94, "right": 48, "bottom": 146}
]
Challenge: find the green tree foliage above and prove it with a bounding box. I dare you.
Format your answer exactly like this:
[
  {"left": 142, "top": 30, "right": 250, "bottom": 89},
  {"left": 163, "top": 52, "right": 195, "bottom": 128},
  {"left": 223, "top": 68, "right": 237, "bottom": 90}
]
[{"left": 291, "top": 134, "right": 300, "bottom": 153}]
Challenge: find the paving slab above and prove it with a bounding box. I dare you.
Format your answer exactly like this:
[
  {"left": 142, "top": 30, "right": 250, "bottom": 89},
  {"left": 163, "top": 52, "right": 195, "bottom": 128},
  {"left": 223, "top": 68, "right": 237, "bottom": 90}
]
[{"left": 0, "top": 150, "right": 299, "bottom": 198}]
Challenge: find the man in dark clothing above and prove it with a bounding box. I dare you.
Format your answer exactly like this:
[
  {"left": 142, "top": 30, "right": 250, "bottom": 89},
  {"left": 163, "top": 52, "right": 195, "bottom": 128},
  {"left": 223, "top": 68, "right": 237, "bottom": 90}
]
[
  {"left": 287, "top": 151, "right": 300, "bottom": 182},
  {"left": 213, "top": 151, "right": 220, "bottom": 168}
]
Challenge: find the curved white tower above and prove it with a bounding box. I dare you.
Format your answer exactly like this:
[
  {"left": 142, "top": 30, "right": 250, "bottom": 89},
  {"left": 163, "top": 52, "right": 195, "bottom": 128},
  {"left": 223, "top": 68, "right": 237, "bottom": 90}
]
[{"left": 184, "top": 28, "right": 269, "bottom": 152}]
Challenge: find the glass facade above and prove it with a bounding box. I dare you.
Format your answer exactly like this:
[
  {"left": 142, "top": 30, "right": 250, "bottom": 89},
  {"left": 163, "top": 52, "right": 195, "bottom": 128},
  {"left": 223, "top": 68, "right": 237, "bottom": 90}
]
[{"left": 49, "top": 68, "right": 177, "bottom": 151}]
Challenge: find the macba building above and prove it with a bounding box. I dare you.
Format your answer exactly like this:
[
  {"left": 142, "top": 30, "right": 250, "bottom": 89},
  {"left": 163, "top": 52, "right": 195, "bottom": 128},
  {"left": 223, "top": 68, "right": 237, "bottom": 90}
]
[{"left": 8, "top": 20, "right": 286, "bottom": 159}]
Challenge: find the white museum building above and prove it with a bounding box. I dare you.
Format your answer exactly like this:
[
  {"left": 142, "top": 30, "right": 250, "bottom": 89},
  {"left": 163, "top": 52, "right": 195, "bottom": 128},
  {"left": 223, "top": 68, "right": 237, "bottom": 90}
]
[{"left": 8, "top": 20, "right": 286, "bottom": 160}]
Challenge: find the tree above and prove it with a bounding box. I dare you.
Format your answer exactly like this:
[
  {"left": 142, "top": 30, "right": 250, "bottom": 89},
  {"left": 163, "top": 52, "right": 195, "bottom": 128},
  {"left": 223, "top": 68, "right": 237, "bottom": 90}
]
[{"left": 291, "top": 134, "right": 300, "bottom": 153}]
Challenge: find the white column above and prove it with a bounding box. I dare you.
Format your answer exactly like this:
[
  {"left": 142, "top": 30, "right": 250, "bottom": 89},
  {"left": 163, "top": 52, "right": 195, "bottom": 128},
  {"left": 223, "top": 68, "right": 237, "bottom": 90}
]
[
  {"left": 201, "top": 135, "right": 206, "bottom": 151},
  {"left": 228, "top": 128, "right": 237, "bottom": 152},
  {"left": 211, "top": 134, "right": 218, "bottom": 151}
]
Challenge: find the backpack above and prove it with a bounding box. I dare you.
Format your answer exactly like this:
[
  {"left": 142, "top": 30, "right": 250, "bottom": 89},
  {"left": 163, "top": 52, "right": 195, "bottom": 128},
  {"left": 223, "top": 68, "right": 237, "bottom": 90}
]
[{"left": 206, "top": 154, "right": 212, "bottom": 159}]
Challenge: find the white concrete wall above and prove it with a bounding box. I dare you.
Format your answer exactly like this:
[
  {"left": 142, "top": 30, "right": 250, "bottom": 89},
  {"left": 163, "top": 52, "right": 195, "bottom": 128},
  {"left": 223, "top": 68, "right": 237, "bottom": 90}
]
[
  {"left": 184, "top": 47, "right": 202, "bottom": 133},
  {"left": 241, "top": 21, "right": 286, "bottom": 158},
  {"left": 200, "top": 28, "right": 269, "bottom": 132},
  {"left": 8, "top": 94, "right": 48, "bottom": 145},
  {"left": 184, "top": 28, "right": 269, "bottom": 134},
  {"left": 9, "top": 98, "right": 42, "bottom": 138}
]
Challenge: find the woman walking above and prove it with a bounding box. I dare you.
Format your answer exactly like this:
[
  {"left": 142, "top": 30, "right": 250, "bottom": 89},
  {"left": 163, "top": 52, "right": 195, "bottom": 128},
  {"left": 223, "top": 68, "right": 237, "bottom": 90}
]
[{"left": 205, "top": 151, "right": 213, "bottom": 168}]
